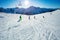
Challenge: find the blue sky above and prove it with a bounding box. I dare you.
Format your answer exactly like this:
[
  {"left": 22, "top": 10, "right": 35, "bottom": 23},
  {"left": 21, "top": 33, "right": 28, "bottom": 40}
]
[{"left": 0, "top": 0, "right": 60, "bottom": 8}]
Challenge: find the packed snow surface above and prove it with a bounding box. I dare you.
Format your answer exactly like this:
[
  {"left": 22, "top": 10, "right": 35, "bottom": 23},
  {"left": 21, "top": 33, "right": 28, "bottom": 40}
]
[{"left": 0, "top": 10, "right": 60, "bottom": 40}]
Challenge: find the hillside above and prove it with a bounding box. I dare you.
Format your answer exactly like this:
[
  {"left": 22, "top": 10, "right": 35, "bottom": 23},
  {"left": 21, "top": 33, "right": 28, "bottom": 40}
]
[{"left": 0, "top": 9, "right": 60, "bottom": 40}]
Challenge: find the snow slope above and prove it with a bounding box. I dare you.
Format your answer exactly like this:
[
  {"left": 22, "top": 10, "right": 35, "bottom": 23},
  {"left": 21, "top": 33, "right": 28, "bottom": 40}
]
[{"left": 0, "top": 10, "right": 60, "bottom": 40}]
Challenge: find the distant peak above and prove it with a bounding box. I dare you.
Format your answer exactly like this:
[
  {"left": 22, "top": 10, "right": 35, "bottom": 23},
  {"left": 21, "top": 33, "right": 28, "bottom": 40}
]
[{"left": 29, "top": 6, "right": 36, "bottom": 8}]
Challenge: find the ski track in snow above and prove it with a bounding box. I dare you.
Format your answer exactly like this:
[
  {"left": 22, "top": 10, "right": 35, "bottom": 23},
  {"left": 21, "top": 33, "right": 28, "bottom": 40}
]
[{"left": 0, "top": 10, "right": 60, "bottom": 40}]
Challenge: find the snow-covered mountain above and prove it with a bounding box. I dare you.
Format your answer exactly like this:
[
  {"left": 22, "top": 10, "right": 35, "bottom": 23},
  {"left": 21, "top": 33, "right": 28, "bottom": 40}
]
[
  {"left": 0, "top": 6, "right": 58, "bottom": 15},
  {"left": 0, "top": 9, "right": 60, "bottom": 40}
]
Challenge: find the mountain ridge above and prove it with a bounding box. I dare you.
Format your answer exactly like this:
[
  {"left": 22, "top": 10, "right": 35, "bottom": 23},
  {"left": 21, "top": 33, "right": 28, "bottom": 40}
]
[{"left": 0, "top": 6, "right": 58, "bottom": 15}]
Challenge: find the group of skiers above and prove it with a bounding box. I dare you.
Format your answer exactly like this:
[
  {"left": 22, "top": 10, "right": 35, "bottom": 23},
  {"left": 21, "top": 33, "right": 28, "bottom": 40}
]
[
  {"left": 28, "top": 16, "right": 36, "bottom": 20},
  {"left": 18, "top": 16, "right": 35, "bottom": 22},
  {"left": 17, "top": 12, "right": 53, "bottom": 22},
  {"left": 17, "top": 15, "right": 45, "bottom": 22},
  {"left": 17, "top": 16, "right": 36, "bottom": 22}
]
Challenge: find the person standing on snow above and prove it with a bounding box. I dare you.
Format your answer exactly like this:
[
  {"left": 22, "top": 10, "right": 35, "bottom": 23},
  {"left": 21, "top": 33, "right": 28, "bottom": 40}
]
[
  {"left": 29, "top": 16, "right": 30, "bottom": 20},
  {"left": 17, "top": 16, "right": 22, "bottom": 22},
  {"left": 34, "top": 16, "right": 36, "bottom": 19},
  {"left": 43, "top": 16, "right": 45, "bottom": 18},
  {"left": 20, "top": 16, "right": 22, "bottom": 20}
]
